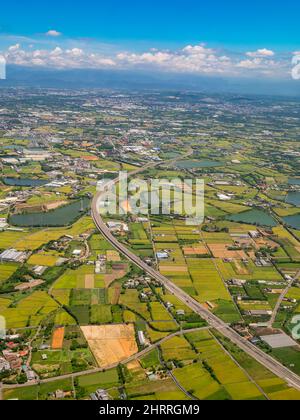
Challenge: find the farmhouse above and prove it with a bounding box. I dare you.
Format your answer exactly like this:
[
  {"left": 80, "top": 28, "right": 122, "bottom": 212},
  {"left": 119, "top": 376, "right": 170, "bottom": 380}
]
[
  {"left": 0, "top": 218, "right": 8, "bottom": 231},
  {"left": 217, "top": 193, "right": 233, "bottom": 201},
  {"left": 107, "top": 221, "right": 129, "bottom": 233},
  {"left": 33, "top": 266, "right": 47, "bottom": 276},
  {"left": 138, "top": 331, "right": 146, "bottom": 346},
  {"left": 15, "top": 279, "right": 45, "bottom": 291},
  {"left": 156, "top": 251, "right": 169, "bottom": 260},
  {"left": 90, "top": 389, "right": 111, "bottom": 401},
  {"left": 247, "top": 310, "right": 273, "bottom": 316},
  {"left": 176, "top": 309, "right": 185, "bottom": 317},
  {"left": 0, "top": 357, "right": 10, "bottom": 373},
  {"left": 72, "top": 249, "right": 82, "bottom": 257},
  {"left": 5, "top": 334, "right": 20, "bottom": 341},
  {"left": 260, "top": 333, "right": 298, "bottom": 349},
  {"left": 249, "top": 230, "right": 260, "bottom": 239}
]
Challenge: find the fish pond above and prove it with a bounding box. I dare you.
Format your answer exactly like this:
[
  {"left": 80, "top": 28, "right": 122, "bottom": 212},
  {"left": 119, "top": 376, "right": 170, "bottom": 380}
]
[{"left": 10, "top": 197, "right": 91, "bottom": 227}]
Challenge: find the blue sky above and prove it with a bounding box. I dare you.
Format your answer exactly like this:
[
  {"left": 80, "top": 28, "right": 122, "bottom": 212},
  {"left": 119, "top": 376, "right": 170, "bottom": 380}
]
[
  {"left": 0, "top": 0, "right": 299, "bottom": 79},
  {"left": 1, "top": 0, "right": 300, "bottom": 48}
]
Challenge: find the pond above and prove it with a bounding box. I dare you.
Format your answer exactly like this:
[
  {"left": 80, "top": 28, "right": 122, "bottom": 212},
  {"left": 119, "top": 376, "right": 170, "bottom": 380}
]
[
  {"left": 288, "top": 178, "right": 300, "bottom": 186},
  {"left": 175, "top": 159, "right": 223, "bottom": 169},
  {"left": 283, "top": 214, "right": 300, "bottom": 230},
  {"left": 226, "top": 209, "right": 277, "bottom": 227},
  {"left": 2, "top": 177, "right": 49, "bottom": 187},
  {"left": 286, "top": 192, "right": 300, "bottom": 207},
  {"left": 10, "top": 197, "right": 91, "bottom": 227},
  {"left": 0, "top": 154, "right": 19, "bottom": 159}
]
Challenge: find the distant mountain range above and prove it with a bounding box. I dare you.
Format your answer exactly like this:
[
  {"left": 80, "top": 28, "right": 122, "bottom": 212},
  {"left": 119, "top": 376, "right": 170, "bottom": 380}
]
[{"left": 1, "top": 65, "right": 300, "bottom": 97}]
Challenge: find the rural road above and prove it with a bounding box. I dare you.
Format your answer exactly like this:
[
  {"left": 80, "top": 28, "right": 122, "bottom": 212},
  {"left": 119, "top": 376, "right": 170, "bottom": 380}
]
[
  {"left": 268, "top": 269, "right": 300, "bottom": 328},
  {"left": 2, "top": 327, "right": 209, "bottom": 392},
  {"left": 91, "top": 157, "right": 300, "bottom": 391}
]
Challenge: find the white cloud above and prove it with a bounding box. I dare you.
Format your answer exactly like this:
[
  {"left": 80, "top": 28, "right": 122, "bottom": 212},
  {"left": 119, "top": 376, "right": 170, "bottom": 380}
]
[
  {"left": 8, "top": 44, "right": 21, "bottom": 52},
  {"left": 246, "top": 48, "right": 275, "bottom": 58},
  {"left": 2, "top": 42, "right": 291, "bottom": 78},
  {"left": 50, "top": 47, "right": 63, "bottom": 56},
  {"left": 5, "top": 44, "right": 116, "bottom": 69},
  {"left": 117, "top": 45, "right": 234, "bottom": 75},
  {"left": 237, "top": 56, "right": 283, "bottom": 77},
  {"left": 66, "top": 48, "right": 84, "bottom": 57},
  {"left": 46, "top": 30, "right": 62, "bottom": 37},
  {"left": 237, "top": 58, "right": 264, "bottom": 69},
  {"left": 236, "top": 48, "right": 285, "bottom": 75},
  {"left": 292, "top": 53, "right": 300, "bottom": 80}
]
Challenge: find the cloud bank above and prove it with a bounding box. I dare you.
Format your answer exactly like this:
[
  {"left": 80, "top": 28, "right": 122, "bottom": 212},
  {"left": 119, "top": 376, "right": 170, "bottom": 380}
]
[{"left": 1, "top": 41, "right": 293, "bottom": 79}]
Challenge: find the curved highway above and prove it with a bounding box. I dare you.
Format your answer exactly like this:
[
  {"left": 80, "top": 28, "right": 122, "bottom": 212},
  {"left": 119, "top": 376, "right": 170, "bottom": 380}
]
[{"left": 91, "top": 158, "right": 300, "bottom": 391}]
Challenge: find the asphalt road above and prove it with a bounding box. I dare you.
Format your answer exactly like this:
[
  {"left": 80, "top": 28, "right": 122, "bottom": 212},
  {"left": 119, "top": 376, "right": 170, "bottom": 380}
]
[
  {"left": 268, "top": 269, "right": 300, "bottom": 328},
  {"left": 91, "top": 163, "right": 300, "bottom": 391},
  {"left": 2, "top": 327, "right": 209, "bottom": 393}
]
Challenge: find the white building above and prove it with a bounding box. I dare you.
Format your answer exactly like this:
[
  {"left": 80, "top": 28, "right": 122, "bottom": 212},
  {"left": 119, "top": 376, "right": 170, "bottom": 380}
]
[
  {"left": 0, "top": 357, "right": 10, "bottom": 373},
  {"left": 138, "top": 331, "right": 146, "bottom": 346},
  {"left": 0, "top": 249, "right": 27, "bottom": 263}
]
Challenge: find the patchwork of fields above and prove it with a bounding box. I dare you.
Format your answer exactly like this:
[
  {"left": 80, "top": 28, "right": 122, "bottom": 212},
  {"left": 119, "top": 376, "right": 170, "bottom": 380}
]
[{"left": 0, "top": 291, "right": 59, "bottom": 328}]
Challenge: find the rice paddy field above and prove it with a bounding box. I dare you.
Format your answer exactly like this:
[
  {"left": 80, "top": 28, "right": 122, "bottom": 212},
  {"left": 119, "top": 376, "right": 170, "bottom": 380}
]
[
  {"left": 13, "top": 217, "right": 95, "bottom": 251},
  {"left": 125, "top": 376, "right": 189, "bottom": 401},
  {"left": 27, "top": 253, "right": 59, "bottom": 267},
  {"left": 149, "top": 302, "right": 178, "bottom": 332},
  {"left": 77, "top": 369, "right": 120, "bottom": 397},
  {"left": 161, "top": 336, "right": 197, "bottom": 361},
  {"left": 216, "top": 259, "right": 283, "bottom": 282},
  {"left": 272, "top": 226, "right": 300, "bottom": 261},
  {"left": 3, "top": 385, "right": 40, "bottom": 401},
  {"left": 54, "top": 309, "right": 76, "bottom": 326},
  {"left": 213, "top": 331, "right": 300, "bottom": 400},
  {"left": 51, "top": 289, "right": 71, "bottom": 306},
  {"left": 128, "top": 222, "right": 154, "bottom": 257},
  {"left": 53, "top": 265, "right": 105, "bottom": 290},
  {"left": 119, "top": 289, "right": 152, "bottom": 321},
  {"left": 0, "top": 262, "right": 19, "bottom": 284},
  {"left": 286, "top": 288, "right": 300, "bottom": 301},
  {"left": 187, "top": 259, "right": 230, "bottom": 302},
  {"left": 144, "top": 219, "right": 245, "bottom": 323},
  {"left": 206, "top": 199, "right": 250, "bottom": 215},
  {"left": 89, "top": 233, "right": 114, "bottom": 260},
  {"left": 0, "top": 230, "right": 27, "bottom": 249},
  {"left": 1, "top": 291, "right": 59, "bottom": 328},
  {"left": 31, "top": 348, "right": 96, "bottom": 379},
  {"left": 238, "top": 300, "right": 272, "bottom": 312},
  {"left": 173, "top": 330, "right": 264, "bottom": 400},
  {"left": 90, "top": 305, "right": 113, "bottom": 324},
  {"left": 140, "top": 349, "right": 161, "bottom": 369},
  {"left": 169, "top": 329, "right": 300, "bottom": 400}
]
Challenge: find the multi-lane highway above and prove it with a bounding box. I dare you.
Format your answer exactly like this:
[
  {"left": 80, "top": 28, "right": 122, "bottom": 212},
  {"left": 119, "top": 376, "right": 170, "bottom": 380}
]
[{"left": 91, "top": 161, "right": 300, "bottom": 391}]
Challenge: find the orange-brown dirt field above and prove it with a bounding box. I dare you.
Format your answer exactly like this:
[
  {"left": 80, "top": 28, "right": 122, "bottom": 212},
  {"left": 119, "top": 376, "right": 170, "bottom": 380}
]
[{"left": 81, "top": 325, "right": 138, "bottom": 368}]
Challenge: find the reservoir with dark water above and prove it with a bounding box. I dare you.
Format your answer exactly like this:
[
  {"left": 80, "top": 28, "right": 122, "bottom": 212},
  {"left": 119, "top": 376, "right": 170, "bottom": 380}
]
[
  {"left": 2, "top": 177, "right": 49, "bottom": 187},
  {"left": 10, "top": 197, "right": 91, "bottom": 227},
  {"left": 285, "top": 191, "right": 300, "bottom": 207},
  {"left": 226, "top": 209, "right": 277, "bottom": 227}
]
